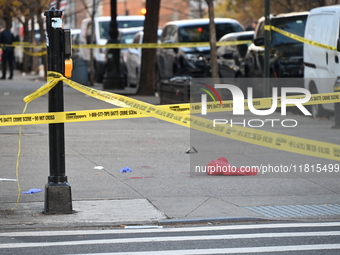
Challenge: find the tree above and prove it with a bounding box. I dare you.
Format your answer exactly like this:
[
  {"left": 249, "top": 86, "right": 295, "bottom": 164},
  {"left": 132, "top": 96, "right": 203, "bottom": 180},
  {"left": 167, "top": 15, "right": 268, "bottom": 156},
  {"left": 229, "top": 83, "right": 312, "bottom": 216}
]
[
  {"left": 137, "top": 0, "right": 161, "bottom": 95},
  {"left": 0, "top": 0, "right": 15, "bottom": 29},
  {"left": 187, "top": 0, "right": 207, "bottom": 18},
  {"left": 205, "top": 0, "right": 218, "bottom": 78},
  {"left": 271, "top": 0, "right": 340, "bottom": 13},
  {"left": 79, "top": 0, "right": 102, "bottom": 86},
  {"left": 215, "top": 0, "right": 340, "bottom": 28},
  {"left": 0, "top": 0, "right": 50, "bottom": 74}
]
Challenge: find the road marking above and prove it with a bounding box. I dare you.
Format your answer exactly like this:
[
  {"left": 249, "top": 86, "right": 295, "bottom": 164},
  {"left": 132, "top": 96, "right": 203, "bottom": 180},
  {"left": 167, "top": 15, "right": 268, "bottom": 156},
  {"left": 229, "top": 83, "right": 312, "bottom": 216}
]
[
  {"left": 2, "top": 222, "right": 340, "bottom": 237},
  {"left": 0, "top": 178, "right": 16, "bottom": 182},
  {"left": 1, "top": 231, "right": 340, "bottom": 248},
  {"left": 69, "top": 244, "right": 340, "bottom": 254}
]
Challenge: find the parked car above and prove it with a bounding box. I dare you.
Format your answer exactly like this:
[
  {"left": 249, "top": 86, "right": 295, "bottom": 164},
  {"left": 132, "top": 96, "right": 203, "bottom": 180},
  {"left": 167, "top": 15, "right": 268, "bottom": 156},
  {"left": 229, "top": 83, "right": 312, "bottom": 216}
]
[
  {"left": 304, "top": 5, "right": 340, "bottom": 118},
  {"left": 125, "top": 28, "right": 162, "bottom": 90},
  {"left": 244, "top": 12, "right": 308, "bottom": 97},
  {"left": 156, "top": 18, "right": 244, "bottom": 83},
  {"left": 71, "top": 28, "right": 81, "bottom": 57},
  {"left": 116, "top": 26, "right": 145, "bottom": 86},
  {"left": 217, "top": 30, "right": 254, "bottom": 79},
  {"left": 79, "top": 15, "right": 145, "bottom": 82},
  {"left": 71, "top": 29, "right": 81, "bottom": 44}
]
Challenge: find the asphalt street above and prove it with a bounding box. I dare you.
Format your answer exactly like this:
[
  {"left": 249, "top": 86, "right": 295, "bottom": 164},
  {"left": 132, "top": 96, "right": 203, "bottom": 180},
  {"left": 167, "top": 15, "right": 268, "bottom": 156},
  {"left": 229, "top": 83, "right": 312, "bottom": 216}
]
[
  {"left": 1, "top": 222, "right": 340, "bottom": 254},
  {"left": 0, "top": 71, "right": 340, "bottom": 230}
]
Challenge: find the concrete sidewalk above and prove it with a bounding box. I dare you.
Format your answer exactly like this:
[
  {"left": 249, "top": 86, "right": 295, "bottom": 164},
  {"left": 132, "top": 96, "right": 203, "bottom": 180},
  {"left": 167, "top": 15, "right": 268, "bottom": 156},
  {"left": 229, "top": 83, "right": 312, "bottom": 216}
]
[{"left": 1, "top": 71, "right": 340, "bottom": 230}]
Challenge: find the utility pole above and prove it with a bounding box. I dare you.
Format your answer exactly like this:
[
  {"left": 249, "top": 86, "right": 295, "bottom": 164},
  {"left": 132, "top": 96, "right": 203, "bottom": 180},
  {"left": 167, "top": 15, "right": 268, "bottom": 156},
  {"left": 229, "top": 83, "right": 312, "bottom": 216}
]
[
  {"left": 103, "top": 0, "right": 125, "bottom": 89},
  {"left": 263, "top": 0, "right": 270, "bottom": 97}
]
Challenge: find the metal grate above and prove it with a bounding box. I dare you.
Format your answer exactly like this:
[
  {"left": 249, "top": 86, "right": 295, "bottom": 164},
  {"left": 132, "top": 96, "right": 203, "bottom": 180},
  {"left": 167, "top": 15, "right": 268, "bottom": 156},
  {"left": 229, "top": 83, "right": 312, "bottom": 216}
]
[{"left": 244, "top": 204, "right": 340, "bottom": 218}]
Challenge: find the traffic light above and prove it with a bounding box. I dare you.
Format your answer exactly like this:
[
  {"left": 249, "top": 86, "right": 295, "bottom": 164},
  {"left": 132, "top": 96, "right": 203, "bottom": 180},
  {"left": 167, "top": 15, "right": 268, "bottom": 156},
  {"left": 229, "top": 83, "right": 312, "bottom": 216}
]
[{"left": 139, "top": 7, "right": 147, "bottom": 15}]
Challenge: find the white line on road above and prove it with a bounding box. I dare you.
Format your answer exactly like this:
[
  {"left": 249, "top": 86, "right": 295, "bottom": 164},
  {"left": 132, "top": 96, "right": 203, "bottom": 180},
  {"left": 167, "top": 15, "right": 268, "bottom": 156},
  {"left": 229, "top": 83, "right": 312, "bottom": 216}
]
[
  {"left": 1, "top": 221, "right": 340, "bottom": 237},
  {"left": 0, "top": 231, "right": 340, "bottom": 249},
  {"left": 68, "top": 243, "right": 340, "bottom": 254},
  {"left": 0, "top": 178, "right": 16, "bottom": 181}
]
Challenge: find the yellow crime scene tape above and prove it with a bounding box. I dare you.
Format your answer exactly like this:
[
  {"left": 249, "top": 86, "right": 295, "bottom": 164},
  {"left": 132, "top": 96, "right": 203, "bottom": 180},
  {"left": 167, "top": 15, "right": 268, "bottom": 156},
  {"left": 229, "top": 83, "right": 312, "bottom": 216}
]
[
  {"left": 2, "top": 40, "right": 251, "bottom": 58},
  {"left": 6, "top": 23, "right": 340, "bottom": 212},
  {"left": 12, "top": 42, "right": 46, "bottom": 48},
  {"left": 1, "top": 43, "right": 46, "bottom": 56},
  {"left": 3, "top": 26, "right": 340, "bottom": 161},
  {"left": 21, "top": 48, "right": 47, "bottom": 56},
  {"left": 264, "top": 25, "right": 337, "bottom": 51},
  {"left": 5, "top": 24, "right": 335, "bottom": 51},
  {"left": 0, "top": 108, "right": 146, "bottom": 126},
  {"left": 72, "top": 40, "right": 253, "bottom": 49},
  {"left": 2, "top": 91, "right": 340, "bottom": 126},
  {"left": 2, "top": 40, "right": 252, "bottom": 51},
  {"left": 4, "top": 71, "right": 339, "bottom": 161}
]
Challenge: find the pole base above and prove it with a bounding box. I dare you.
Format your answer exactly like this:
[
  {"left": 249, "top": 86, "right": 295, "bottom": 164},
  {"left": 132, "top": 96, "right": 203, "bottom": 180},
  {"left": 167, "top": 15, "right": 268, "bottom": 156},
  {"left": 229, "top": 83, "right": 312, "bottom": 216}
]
[{"left": 44, "top": 182, "right": 73, "bottom": 214}]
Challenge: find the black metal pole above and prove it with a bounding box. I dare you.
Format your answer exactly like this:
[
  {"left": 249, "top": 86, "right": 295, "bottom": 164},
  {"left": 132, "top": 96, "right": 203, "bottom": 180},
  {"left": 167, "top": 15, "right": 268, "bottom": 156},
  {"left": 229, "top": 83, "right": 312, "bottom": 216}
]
[
  {"left": 44, "top": 7, "right": 72, "bottom": 214},
  {"left": 263, "top": 0, "right": 270, "bottom": 97},
  {"left": 102, "top": 0, "right": 126, "bottom": 89},
  {"left": 332, "top": 77, "right": 340, "bottom": 129}
]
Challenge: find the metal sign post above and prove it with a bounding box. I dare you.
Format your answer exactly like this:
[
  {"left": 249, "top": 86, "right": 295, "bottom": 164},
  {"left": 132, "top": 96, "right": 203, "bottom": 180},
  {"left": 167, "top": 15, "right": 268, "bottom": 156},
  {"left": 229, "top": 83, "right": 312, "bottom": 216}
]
[
  {"left": 263, "top": 0, "right": 270, "bottom": 97},
  {"left": 44, "top": 7, "right": 72, "bottom": 214}
]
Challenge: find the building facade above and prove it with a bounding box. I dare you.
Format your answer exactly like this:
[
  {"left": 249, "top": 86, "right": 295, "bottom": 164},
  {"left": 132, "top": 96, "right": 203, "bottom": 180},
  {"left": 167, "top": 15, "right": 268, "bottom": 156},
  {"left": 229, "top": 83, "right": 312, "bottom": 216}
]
[{"left": 64, "top": 0, "right": 210, "bottom": 29}]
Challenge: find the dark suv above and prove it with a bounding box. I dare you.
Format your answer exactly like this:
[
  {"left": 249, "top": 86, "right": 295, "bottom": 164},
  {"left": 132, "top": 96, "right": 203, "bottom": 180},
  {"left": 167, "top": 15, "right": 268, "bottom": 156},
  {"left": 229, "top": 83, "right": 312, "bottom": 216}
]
[
  {"left": 217, "top": 30, "right": 254, "bottom": 79},
  {"left": 244, "top": 12, "right": 309, "bottom": 96},
  {"left": 156, "top": 18, "right": 244, "bottom": 81}
]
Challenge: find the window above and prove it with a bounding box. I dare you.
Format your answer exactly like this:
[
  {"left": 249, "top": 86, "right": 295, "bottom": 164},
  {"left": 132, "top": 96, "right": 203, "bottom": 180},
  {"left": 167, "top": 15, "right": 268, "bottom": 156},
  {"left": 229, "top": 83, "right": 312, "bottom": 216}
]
[
  {"left": 215, "top": 23, "right": 244, "bottom": 40},
  {"left": 271, "top": 15, "right": 307, "bottom": 46},
  {"left": 178, "top": 22, "right": 243, "bottom": 43},
  {"left": 118, "top": 20, "right": 144, "bottom": 28},
  {"left": 120, "top": 32, "right": 137, "bottom": 44},
  {"left": 98, "top": 20, "right": 144, "bottom": 40},
  {"left": 161, "top": 25, "right": 176, "bottom": 42},
  {"left": 255, "top": 21, "right": 265, "bottom": 39},
  {"left": 132, "top": 33, "right": 141, "bottom": 44},
  {"left": 99, "top": 21, "right": 110, "bottom": 40}
]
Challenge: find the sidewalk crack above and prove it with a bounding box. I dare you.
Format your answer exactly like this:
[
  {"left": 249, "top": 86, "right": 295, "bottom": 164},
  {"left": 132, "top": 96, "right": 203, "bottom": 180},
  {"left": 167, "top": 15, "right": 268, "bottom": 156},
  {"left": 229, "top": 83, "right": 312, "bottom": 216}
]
[
  {"left": 184, "top": 197, "right": 211, "bottom": 217},
  {"left": 68, "top": 146, "right": 145, "bottom": 198}
]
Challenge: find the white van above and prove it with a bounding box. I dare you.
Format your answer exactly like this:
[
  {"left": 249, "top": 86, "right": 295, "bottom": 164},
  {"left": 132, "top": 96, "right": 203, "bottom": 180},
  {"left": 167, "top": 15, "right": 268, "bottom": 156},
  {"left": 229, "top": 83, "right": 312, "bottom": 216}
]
[
  {"left": 304, "top": 5, "right": 340, "bottom": 118},
  {"left": 79, "top": 16, "right": 145, "bottom": 82}
]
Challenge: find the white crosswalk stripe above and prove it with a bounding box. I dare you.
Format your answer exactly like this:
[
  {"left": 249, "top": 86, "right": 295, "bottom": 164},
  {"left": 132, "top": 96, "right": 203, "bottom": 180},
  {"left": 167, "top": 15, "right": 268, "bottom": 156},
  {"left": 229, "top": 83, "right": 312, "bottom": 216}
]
[
  {"left": 1, "top": 231, "right": 340, "bottom": 249},
  {"left": 0, "top": 221, "right": 339, "bottom": 254},
  {"left": 1, "top": 221, "right": 340, "bottom": 237},
  {"left": 71, "top": 244, "right": 340, "bottom": 255}
]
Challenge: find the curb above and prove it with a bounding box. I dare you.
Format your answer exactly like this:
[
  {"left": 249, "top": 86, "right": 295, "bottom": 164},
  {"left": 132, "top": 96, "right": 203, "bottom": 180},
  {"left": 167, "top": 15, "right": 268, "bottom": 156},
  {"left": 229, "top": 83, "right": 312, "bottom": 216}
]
[{"left": 158, "top": 217, "right": 267, "bottom": 225}]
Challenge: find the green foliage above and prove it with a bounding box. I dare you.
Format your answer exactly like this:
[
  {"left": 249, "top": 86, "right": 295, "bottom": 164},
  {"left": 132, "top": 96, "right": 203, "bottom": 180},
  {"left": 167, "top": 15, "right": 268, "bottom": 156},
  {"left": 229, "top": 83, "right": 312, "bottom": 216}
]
[
  {"left": 215, "top": 0, "right": 340, "bottom": 27},
  {"left": 0, "top": 0, "right": 50, "bottom": 22}
]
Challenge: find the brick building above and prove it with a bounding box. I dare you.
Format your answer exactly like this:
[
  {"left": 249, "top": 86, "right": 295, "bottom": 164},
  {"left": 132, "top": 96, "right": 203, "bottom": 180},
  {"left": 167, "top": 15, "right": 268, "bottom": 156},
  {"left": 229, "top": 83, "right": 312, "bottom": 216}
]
[
  {"left": 112, "top": 0, "right": 190, "bottom": 27},
  {"left": 66, "top": 0, "right": 207, "bottom": 29}
]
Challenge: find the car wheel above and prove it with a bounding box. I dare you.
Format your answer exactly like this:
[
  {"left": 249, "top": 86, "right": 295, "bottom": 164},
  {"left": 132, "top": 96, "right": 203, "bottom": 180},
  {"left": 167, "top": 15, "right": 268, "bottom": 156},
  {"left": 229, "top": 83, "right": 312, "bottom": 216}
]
[
  {"left": 311, "top": 103, "right": 325, "bottom": 119},
  {"left": 309, "top": 86, "right": 325, "bottom": 119}
]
